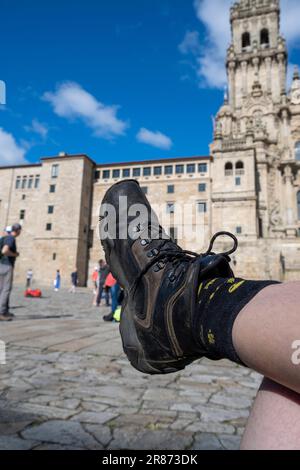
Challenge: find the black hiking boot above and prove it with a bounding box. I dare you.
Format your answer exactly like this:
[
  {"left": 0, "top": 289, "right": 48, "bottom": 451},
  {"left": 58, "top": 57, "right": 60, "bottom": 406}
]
[{"left": 99, "top": 180, "right": 237, "bottom": 375}]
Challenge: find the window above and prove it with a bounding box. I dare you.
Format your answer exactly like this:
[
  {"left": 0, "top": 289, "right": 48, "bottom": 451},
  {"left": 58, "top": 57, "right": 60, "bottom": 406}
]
[
  {"left": 51, "top": 164, "right": 59, "bottom": 178},
  {"left": 167, "top": 185, "right": 175, "bottom": 194},
  {"left": 242, "top": 32, "right": 251, "bottom": 50},
  {"left": 236, "top": 161, "right": 245, "bottom": 175},
  {"left": 225, "top": 162, "right": 233, "bottom": 176},
  {"left": 22, "top": 195, "right": 26, "bottom": 200},
  {"left": 15, "top": 177, "right": 21, "bottom": 189},
  {"left": 187, "top": 164, "right": 196, "bottom": 174},
  {"left": 123, "top": 169, "right": 130, "bottom": 178},
  {"left": 197, "top": 202, "right": 207, "bottom": 213},
  {"left": 48, "top": 205, "right": 54, "bottom": 214},
  {"left": 298, "top": 191, "right": 300, "bottom": 220},
  {"left": 154, "top": 166, "right": 162, "bottom": 176},
  {"left": 260, "top": 29, "right": 269, "bottom": 47},
  {"left": 143, "top": 167, "right": 151, "bottom": 177},
  {"left": 295, "top": 142, "right": 300, "bottom": 161},
  {"left": 49, "top": 184, "right": 56, "bottom": 193},
  {"left": 22, "top": 177, "right": 27, "bottom": 189},
  {"left": 169, "top": 227, "right": 178, "bottom": 244},
  {"left": 167, "top": 202, "right": 175, "bottom": 214},
  {"left": 94, "top": 170, "right": 100, "bottom": 180},
  {"left": 28, "top": 176, "right": 33, "bottom": 189},
  {"left": 52, "top": 253, "right": 56, "bottom": 261},
  {"left": 133, "top": 168, "right": 141, "bottom": 177},
  {"left": 34, "top": 175, "right": 40, "bottom": 189},
  {"left": 46, "top": 223, "right": 52, "bottom": 231},
  {"left": 198, "top": 163, "right": 207, "bottom": 173},
  {"left": 112, "top": 169, "right": 120, "bottom": 178},
  {"left": 88, "top": 229, "right": 94, "bottom": 248},
  {"left": 20, "top": 210, "right": 25, "bottom": 220},
  {"left": 141, "top": 186, "right": 148, "bottom": 195},
  {"left": 102, "top": 170, "right": 110, "bottom": 179},
  {"left": 176, "top": 165, "right": 184, "bottom": 174},
  {"left": 235, "top": 177, "right": 241, "bottom": 186},
  {"left": 236, "top": 226, "right": 242, "bottom": 235},
  {"left": 165, "top": 165, "right": 173, "bottom": 175},
  {"left": 199, "top": 183, "right": 206, "bottom": 192},
  {"left": 258, "top": 218, "right": 263, "bottom": 238}
]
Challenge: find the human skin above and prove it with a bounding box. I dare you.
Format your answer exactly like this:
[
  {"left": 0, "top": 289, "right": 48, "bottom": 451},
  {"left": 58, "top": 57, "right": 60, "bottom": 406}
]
[
  {"left": 232, "top": 282, "right": 300, "bottom": 449},
  {"left": 233, "top": 282, "right": 300, "bottom": 394},
  {"left": 240, "top": 378, "right": 300, "bottom": 450}
]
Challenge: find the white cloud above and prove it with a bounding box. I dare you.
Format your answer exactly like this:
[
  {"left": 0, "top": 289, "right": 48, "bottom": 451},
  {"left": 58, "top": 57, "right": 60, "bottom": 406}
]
[
  {"left": 179, "top": 31, "right": 201, "bottom": 55},
  {"left": 136, "top": 128, "right": 173, "bottom": 150},
  {"left": 43, "top": 82, "right": 128, "bottom": 139},
  {"left": 25, "top": 119, "right": 48, "bottom": 138},
  {"left": 0, "top": 128, "right": 27, "bottom": 166},
  {"left": 179, "top": 0, "right": 300, "bottom": 90},
  {"left": 281, "top": 0, "right": 300, "bottom": 44}
]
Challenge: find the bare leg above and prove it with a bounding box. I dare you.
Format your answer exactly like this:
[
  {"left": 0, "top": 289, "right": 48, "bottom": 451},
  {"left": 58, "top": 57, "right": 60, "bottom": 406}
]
[
  {"left": 233, "top": 282, "right": 300, "bottom": 394},
  {"left": 241, "top": 378, "right": 300, "bottom": 450}
]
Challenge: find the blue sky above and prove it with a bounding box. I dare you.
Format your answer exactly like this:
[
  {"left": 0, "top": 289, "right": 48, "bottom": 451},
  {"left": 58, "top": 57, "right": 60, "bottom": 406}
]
[{"left": 1, "top": 0, "right": 300, "bottom": 166}]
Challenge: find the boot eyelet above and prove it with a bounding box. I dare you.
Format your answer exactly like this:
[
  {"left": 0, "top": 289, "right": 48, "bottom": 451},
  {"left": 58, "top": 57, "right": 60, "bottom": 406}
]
[
  {"left": 147, "top": 248, "right": 159, "bottom": 258},
  {"left": 154, "top": 261, "right": 165, "bottom": 272}
]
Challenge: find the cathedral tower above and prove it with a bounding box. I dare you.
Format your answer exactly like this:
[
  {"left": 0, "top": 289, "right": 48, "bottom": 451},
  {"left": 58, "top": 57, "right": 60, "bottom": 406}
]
[{"left": 210, "top": 0, "right": 300, "bottom": 280}]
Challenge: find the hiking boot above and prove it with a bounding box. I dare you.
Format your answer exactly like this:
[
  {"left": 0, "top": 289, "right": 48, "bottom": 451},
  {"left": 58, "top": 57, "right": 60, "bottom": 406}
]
[{"left": 99, "top": 180, "right": 237, "bottom": 375}]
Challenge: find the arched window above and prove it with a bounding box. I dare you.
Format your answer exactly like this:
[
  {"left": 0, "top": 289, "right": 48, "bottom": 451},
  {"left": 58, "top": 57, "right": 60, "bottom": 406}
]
[
  {"left": 242, "top": 32, "right": 251, "bottom": 50},
  {"left": 298, "top": 191, "right": 300, "bottom": 220},
  {"left": 236, "top": 161, "right": 245, "bottom": 175},
  {"left": 225, "top": 162, "right": 233, "bottom": 176},
  {"left": 295, "top": 142, "right": 300, "bottom": 161},
  {"left": 260, "top": 29, "right": 270, "bottom": 47}
]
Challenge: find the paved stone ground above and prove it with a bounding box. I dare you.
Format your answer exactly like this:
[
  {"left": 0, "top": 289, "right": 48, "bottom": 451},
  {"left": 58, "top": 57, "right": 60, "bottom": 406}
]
[{"left": 0, "top": 287, "right": 262, "bottom": 450}]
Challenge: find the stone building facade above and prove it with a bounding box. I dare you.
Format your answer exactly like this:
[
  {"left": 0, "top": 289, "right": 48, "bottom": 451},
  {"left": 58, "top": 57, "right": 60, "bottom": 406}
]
[{"left": 0, "top": 0, "right": 300, "bottom": 287}]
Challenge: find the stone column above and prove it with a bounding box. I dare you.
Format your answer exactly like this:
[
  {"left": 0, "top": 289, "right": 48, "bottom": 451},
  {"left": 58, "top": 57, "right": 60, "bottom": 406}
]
[
  {"left": 281, "top": 108, "right": 289, "bottom": 144},
  {"left": 241, "top": 61, "right": 248, "bottom": 97},
  {"left": 252, "top": 57, "right": 259, "bottom": 76},
  {"left": 277, "top": 53, "right": 286, "bottom": 95},
  {"left": 265, "top": 57, "right": 272, "bottom": 94},
  {"left": 283, "top": 165, "right": 295, "bottom": 226},
  {"left": 228, "top": 61, "right": 236, "bottom": 109}
]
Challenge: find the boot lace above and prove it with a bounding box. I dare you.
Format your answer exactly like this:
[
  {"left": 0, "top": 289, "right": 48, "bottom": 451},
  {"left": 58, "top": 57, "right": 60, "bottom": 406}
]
[{"left": 130, "top": 231, "right": 238, "bottom": 297}]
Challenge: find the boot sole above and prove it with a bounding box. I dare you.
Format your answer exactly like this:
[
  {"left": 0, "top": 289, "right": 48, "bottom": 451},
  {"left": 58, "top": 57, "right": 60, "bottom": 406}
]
[{"left": 120, "top": 296, "right": 191, "bottom": 375}]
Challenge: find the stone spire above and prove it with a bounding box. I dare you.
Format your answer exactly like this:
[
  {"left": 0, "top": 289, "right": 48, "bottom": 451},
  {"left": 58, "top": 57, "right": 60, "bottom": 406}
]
[{"left": 231, "top": 0, "right": 280, "bottom": 20}]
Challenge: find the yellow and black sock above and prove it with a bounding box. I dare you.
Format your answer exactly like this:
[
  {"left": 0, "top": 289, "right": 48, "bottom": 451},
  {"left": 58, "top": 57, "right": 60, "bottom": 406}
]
[{"left": 195, "top": 278, "right": 280, "bottom": 365}]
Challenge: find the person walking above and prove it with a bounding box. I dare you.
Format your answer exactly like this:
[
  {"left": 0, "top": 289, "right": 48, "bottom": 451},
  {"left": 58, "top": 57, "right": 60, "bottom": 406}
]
[
  {"left": 69, "top": 269, "right": 78, "bottom": 293},
  {"left": 53, "top": 270, "right": 61, "bottom": 292},
  {"left": 103, "top": 272, "right": 120, "bottom": 322},
  {"left": 0, "top": 223, "right": 22, "bottom": 321},
  {"left": 96, "top": 260, "right": 110, "bottom": 307},
  {"left": 70, "top": 269, "right": 78, "bottom": 293},
  {"left": 26, "top": 269, "right": 33, "bottom": 288}
]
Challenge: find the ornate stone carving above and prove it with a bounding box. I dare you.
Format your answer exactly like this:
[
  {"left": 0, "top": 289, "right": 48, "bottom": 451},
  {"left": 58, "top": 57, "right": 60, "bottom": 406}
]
[{"left": 270, "top": 200, "right": 283, "bottom": 226}]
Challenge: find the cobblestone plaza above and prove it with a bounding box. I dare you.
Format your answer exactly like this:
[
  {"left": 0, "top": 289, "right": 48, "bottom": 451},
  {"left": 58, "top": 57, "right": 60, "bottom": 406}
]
[{"left": 0, "top": 287, "right": 262, "bottom": 450}]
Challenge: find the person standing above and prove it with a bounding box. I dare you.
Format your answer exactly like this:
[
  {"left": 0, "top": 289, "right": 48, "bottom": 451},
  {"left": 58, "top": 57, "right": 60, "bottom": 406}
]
[
  {"left": 96, "top": 260, "right": 110, "bottom": 307},
  {"left": 0, "top": 223, "right": 22, "bottom": 321},
  {"left": 54, "top": 270, "right": 61, "bottom": 292},
  {"left": 69, "top": 269, "right": 78, "bottom": 293},
  {"left": 26, "top": 269, "right": 33, "bottom": 288},
  {"left": 103, "top": 273, "right": 120, "bottom": 322}
]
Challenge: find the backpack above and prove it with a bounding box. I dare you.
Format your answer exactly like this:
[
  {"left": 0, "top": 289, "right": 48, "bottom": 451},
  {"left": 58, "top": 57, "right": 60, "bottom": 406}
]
[{"left": 0, "top": 236, "right": 6, "bottom": 261}]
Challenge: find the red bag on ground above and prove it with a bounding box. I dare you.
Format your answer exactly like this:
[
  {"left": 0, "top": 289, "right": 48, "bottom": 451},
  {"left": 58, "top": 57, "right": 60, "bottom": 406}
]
[{"left": 24, "top": 289, "right": 42, "bottom": 298}]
